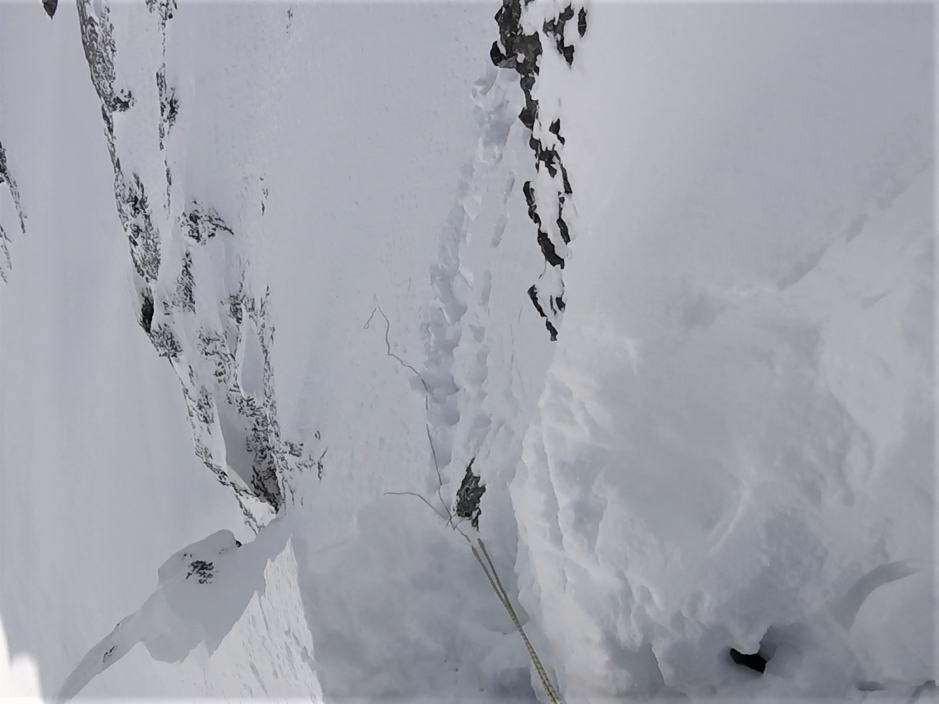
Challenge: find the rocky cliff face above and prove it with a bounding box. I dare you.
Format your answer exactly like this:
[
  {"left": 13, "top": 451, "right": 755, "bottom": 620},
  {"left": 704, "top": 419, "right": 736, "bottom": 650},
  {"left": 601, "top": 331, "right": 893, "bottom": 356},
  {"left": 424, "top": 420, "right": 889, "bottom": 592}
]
[{"left": 75, "top": 0, "right": 317, "bottom": 528}]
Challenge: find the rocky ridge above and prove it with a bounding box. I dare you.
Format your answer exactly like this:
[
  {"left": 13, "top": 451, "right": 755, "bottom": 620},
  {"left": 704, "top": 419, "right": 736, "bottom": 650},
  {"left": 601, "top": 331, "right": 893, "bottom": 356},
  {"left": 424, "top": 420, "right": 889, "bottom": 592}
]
[
  {"left": 491, "top": 0, "right": 586, "bottom": 340},
  {"left": 75, "top": 0, "right": 316, "bottom": 529},
  {"left": 0, "top": 140, "right": 27, "bottom": 283}
]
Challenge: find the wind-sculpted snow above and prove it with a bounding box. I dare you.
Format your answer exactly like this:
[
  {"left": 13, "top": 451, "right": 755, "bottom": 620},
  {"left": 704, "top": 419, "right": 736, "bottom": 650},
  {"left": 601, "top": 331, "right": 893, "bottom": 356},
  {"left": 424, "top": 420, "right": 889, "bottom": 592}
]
[
  {"left": 0, "top": 140, "right": 26, "bottom": 282},
  {"left": 511, "top": 4, "right": 934, "bottom": 695},
  {"left": 56, "top": 521, "right": 322, "bottom": 702},
  {"left": 515, "top": 165, "right": 934, "bottom": 702}
]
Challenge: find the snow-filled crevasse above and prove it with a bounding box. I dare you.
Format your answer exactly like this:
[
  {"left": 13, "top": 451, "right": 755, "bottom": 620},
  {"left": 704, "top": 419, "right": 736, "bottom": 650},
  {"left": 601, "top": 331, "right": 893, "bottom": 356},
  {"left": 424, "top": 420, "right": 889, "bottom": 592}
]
[
  {"left": 0, "top": 140, "right": 27, "bottom": 283},
  {"left": 75, "top": 0, "right": 318, "bottom": 528}
]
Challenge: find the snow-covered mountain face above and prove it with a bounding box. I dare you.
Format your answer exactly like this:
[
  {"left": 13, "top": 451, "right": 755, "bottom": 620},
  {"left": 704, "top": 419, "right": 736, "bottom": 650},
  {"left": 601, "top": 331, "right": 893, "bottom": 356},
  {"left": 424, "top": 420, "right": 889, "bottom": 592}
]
[{"left": 0, "top": 1, "right": 933, "bottom": 702}]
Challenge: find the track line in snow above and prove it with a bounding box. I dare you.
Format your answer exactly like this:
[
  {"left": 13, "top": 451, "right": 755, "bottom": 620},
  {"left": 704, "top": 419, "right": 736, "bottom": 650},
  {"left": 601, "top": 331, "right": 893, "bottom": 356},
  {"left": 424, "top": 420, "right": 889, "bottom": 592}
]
[{"left": 421, "top": 63, "right": 522, "bottom": 489}]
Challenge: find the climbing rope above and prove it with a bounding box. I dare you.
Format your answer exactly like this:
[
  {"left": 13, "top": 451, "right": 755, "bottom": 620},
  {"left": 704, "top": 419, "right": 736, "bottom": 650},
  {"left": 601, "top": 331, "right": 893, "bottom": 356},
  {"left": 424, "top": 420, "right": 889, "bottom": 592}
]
[
  {"left": 368, "top": 307, "right": 562, "bottom": 703},
  {"left": 472, "top": 539, "right": 563, "bottom": 704}
]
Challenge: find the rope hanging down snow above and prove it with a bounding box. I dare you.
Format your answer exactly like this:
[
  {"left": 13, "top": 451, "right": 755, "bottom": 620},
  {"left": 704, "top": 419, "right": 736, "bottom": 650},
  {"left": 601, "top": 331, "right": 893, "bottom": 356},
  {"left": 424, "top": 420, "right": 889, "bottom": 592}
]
[
  {"left": 367, "top": 307, "right": 563, "bottom": 703},
  {"left": 472, "top": 538, "right": 563, "bottom": 704}
]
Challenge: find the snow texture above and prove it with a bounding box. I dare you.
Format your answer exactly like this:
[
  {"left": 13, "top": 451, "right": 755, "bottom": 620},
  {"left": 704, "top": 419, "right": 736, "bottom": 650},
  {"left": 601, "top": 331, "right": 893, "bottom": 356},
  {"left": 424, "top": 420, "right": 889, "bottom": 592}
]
[
  {"left": 0, "top": 1, "right": 934, "bottom": 703},
  {"left": 512, "top": 3, "right": 935, "bottom": 701}
]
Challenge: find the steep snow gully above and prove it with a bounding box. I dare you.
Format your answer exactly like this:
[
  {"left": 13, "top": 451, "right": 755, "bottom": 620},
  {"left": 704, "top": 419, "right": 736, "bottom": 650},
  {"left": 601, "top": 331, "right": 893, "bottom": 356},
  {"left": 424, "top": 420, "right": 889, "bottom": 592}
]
[{"left": 0, "top": 0, "right": 934, "bottom": 702}]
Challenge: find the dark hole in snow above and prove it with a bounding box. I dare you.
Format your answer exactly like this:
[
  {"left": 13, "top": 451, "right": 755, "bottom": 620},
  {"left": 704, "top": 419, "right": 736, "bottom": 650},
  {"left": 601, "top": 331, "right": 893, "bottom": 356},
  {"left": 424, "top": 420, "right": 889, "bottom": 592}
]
[
  {"left": 729, "top": 648, "right": 767, "bottom": 674},
  {"left": 857, "top": 681, "right": 885, "bottom": 692}
]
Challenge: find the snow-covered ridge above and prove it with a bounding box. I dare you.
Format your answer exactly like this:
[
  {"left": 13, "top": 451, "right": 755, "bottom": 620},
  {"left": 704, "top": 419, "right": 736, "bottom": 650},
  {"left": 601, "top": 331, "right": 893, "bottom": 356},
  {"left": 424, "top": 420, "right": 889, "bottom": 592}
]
[
  {"left": 491, "top": 0, "right": 587, "bottom": 341},
  {"left": 56, "top": 520, "right": 321, "bottom": 701}
]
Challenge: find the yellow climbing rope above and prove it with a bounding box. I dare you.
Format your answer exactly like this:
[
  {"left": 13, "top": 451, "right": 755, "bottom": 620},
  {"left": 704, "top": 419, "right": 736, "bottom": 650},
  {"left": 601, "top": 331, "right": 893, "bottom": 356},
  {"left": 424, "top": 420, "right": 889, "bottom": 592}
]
[{"left": 472, "top": 539, "right": 563, "bottom": 704}]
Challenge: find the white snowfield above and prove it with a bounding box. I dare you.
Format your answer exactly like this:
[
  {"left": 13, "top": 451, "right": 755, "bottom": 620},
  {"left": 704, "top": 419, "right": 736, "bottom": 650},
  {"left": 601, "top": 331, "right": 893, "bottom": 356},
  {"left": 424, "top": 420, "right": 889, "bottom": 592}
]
[{"left": 0, "top": 1, "right": 933, "bottom": 703}]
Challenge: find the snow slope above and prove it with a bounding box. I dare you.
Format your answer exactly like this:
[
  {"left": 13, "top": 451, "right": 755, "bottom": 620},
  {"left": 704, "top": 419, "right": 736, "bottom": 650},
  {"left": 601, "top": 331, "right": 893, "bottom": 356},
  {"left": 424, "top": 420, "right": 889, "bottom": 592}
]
[
  {"left": 0, "top": 3, "right": 249, "bottom": 696},
  {"left": 513, "top": 3, "right": 935, "bottom": 701},
  {"left": 0, "top": 1, "right": 934, "bottom": 702},
  {"left": 4, "top": 0, "right": 559, "bottom": 700}
]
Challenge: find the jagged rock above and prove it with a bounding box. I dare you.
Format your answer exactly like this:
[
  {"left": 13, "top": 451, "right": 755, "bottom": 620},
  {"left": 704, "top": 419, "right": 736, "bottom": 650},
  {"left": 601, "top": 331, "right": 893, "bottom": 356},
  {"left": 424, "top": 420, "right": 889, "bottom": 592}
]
[
  {"left": 456, "top": 458, "right": 486, "bottom": 530},
  {"left": 530, "top": 136, "right": 559, "bottom": 177},
  {"left": 149, "top": 323, "right": 182, "bottom": 359},
  {"left": 492, "top": 0, "right": 543, "bottom": 79},
  {"left": 110, "top": 89, "right": 133, "bottom": 112},
  {"left": 527, "top": 286, "right": 558, "bottom": 341},
  {"left": 181, "top": 203, "right": 234, "bottom": 244},
  {"left": 729, "top": 648, "right": 768, "bottom": 674},
  {"left": 145, "top": 0, "right": 176, "bottom": 25},
  {"left": 491, "top": 0, "right": 583, "bottom": 341},
  {"left": 156, "top": 68, "right": 178, "bottom": 149},
  {"left": 175, "top": 251, "right": 195, "bottom": 312},
  {"left": 139, "top": 290, "right": 155, "bottom": 333},
  {"left": 559, "top": 163, "right": 572, "bottom": 195},
  {"left": 543, "top": 5, "right": 577, "bottom": 66},
  {"left": 76, "top": 0, "right": 117, "bottom": 108},
  {"left": 556, "top": 212, "right": 570, "bottom": 245},
  {"left": 536, "top": 229, "right": 564, "bottom": 269},
  {"left": 523, "top": 181, "right": 540, "bottom": 225},
  {"left": 117, "top": 173, "right": 161, "bottom": 281},
  {"left": 41, "top": 0, "right": 57, "bottom": 18}
]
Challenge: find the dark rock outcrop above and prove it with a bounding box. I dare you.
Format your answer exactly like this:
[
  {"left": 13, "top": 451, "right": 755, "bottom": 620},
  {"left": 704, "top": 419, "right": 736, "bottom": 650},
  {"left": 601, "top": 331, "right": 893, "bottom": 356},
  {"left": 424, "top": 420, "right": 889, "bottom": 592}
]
[
  {"left": 491, "top": 0, "right": 587, "bottom": 341},
  {"left": 0, "top": 140, "right": 27, "bottom": 283},
  {"left": 456, "top": 458, "right": 486, "bottom": 530}
]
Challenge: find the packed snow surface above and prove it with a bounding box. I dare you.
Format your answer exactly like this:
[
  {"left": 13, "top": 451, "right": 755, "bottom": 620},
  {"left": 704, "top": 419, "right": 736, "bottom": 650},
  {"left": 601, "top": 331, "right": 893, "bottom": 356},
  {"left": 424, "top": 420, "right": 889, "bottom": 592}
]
[{"left": 0, "top": 1, "right": 933, "bottom": 703}]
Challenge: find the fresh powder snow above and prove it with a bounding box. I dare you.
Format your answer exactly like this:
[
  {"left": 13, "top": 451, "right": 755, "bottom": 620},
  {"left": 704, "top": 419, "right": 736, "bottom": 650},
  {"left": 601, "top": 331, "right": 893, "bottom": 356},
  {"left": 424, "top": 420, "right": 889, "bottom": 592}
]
[{"left": 0, "top": 1, "right": 933, "bottom": 703}]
